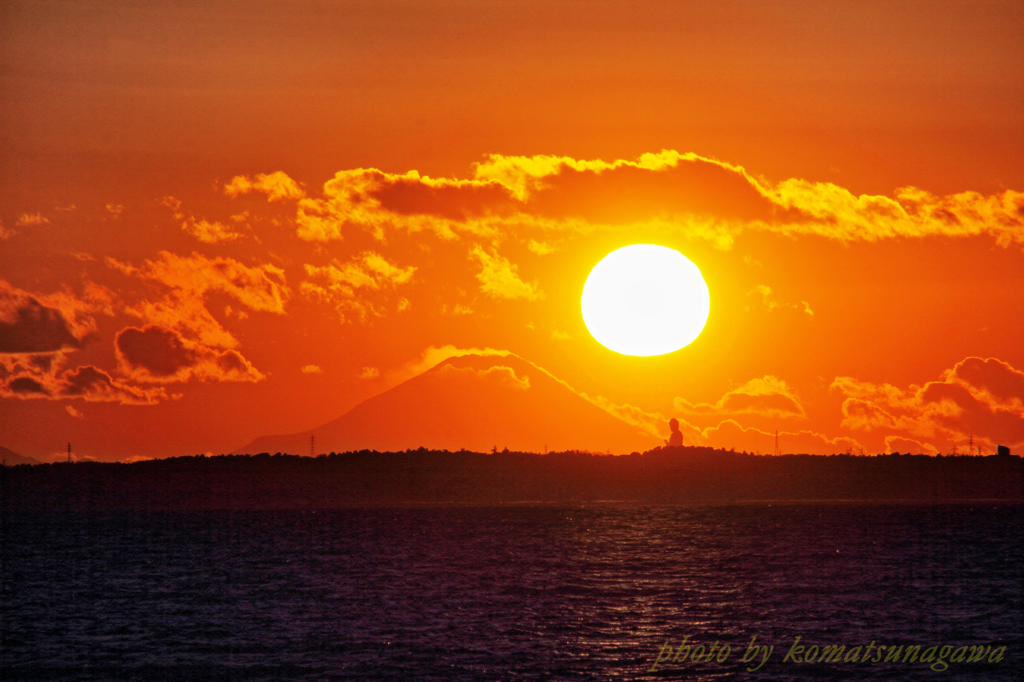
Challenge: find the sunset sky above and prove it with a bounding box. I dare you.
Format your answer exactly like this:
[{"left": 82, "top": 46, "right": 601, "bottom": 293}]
[{"left": 2, "top": 0, "right": 1022, "bottom": 461}]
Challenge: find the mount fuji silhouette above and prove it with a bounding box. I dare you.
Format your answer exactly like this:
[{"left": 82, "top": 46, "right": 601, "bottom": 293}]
[{"left": 238, "top": 354, "right": 660, "bottom": 455}]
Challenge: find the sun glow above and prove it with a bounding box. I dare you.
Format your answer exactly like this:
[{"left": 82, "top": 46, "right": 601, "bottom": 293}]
[{"left": 581, "top": 244, "right": 710, "bottom": 356}]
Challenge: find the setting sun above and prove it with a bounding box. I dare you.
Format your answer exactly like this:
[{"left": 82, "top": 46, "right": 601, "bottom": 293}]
[{"left": 581, "top": 244, "right": 711, "bottom": 357}]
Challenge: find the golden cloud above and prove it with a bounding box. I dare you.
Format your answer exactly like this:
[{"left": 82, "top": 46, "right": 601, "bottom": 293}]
[
  {"left": 383, "top": 345, "right": 511, "bottom": 390},
  {"left": 435, "top": 364, "right": 531, "bottom": 391},
  {"left": 108, "top": 251, "right": 288, "bottom": 349},
  {"left": 470, "top": 246, "right": 543, "bottom": 301},
  {"left": 104, "top": 251, "right": 287, "bottom": 387},
  {"left": 301, "top": 251, "right": 416, "bottom": 323},
  {"left": 16, "top": 212, "right": 50, "bottom": 226},
  {"left": 269, "top": 150, "right": 1022, "bottom": 249},
  {"left": 831, "top": 357, "right": 1024, "bottom": 452},
  {"left": 224, "top": 171, "right": 305, "bottom": 202},
  {"left": 162, "top": 196, "right": 242, "bottom": 244},
  {"left": 745, "top": 285, "right": 814, "bottom": 316},
  {"left": 695, "top": 419, "right": 863, "bottom": 455},
  {"left": 675, "top": 375, "right": 806, "bottom": 419}
]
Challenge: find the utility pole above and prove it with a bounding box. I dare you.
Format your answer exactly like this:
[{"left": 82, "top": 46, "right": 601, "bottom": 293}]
[{"left": 774, "top": 430, "right": 781, "bottom": 457}]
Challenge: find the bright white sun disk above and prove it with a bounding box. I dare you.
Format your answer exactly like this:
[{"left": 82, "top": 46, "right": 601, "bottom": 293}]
[{"left": 581, "top": 244, "right": 710, "bottom": 356}]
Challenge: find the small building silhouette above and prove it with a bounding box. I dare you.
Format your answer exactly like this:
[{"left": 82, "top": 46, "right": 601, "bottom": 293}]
[{"left": 997, "top": 445, "right": 1011, "bottom": 457}]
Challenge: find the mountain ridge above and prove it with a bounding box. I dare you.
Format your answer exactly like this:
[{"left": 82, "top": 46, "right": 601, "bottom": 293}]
[{"left": 238, "top": 353, "right": 660, "bottom": 455}]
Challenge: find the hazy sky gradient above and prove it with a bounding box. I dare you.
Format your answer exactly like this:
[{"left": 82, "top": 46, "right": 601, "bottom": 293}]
[{"left": 2, "top": 1, "right": 1022, "bottom": 460}]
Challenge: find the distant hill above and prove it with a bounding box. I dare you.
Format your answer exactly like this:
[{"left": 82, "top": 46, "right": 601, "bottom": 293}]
[
  {"left": 1, "top": 446, "right": 41, "bottom": 466},
  {"left": 239, "top": 354, "right": 660, "bottom": 455}
]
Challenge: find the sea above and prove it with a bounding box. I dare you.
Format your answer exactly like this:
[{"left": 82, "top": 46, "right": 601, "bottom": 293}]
[{"left": 2, "top": 503, "right": 1021, "bottom": 681}]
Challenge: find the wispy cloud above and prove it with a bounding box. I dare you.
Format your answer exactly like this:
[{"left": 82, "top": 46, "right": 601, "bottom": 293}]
[
  {"left": 470, "top": 246, "right": 542, "bottom": 301},
  {"left": 301, "top": 251, "right": 416, "bottom": 323}
]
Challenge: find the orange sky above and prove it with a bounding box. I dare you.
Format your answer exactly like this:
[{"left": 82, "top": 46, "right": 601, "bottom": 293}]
[{"left": 2, "top": 0, "right": 1023, "bottom": 460}]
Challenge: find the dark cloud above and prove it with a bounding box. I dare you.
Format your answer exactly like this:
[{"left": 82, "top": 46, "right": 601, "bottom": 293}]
[
  {"left": 7, "top": 376, "right": 48, "bottom": 395},
  {"left": 525, "top": 158, "right": 780, "bottom": 224},
  {"left": 116, "top": 325, "right": 199, "bottom": 377},
  {"left": 950, "top": 357, "right": 1024, "bottom": 404},
  {"left": 61, "top": 365, "right": 118, "bottom": 397},
  {"left": 115, "top": 324, "right": 264, "bottom": 384},
  {"left": 371, "top": 176, "right": 518, "bottom": 220},
  {"left": 0, "top": 291, "right": 83, "bottom": 353}
]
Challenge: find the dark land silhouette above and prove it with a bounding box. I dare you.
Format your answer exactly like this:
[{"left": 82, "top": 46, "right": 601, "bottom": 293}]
[
  {"left": 238, "top": 354, "right": 661, "bottom": 455},
  {"left": 3, "top": 447, "right": 1020, "bottom": 510}
]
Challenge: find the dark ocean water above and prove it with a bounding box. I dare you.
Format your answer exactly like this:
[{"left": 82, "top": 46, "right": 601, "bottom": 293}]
[{"left": 2, "top": 503, "right": 1021, "bottom": 681}]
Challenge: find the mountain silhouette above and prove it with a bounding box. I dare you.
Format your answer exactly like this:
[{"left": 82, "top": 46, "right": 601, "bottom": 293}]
[
  {"left": 238, "top": 354, "right": 660, "bottom": 455},
  {"left": 0, "top": 446, "right": 41, "bottom": 466}
]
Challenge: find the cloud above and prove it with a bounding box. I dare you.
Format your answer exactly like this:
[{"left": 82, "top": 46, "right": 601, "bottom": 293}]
[
  {"left": 884, "top": 436, "right": 940, "bottom": 456},
  {"left": 746, "top": 285, "right": 814, "bottom": 316},
  {"left": 579, "top": 392, "right": 674, "bottom": 440},
  {"left": 357, "top": 366, "right": 379, "bottom": 379},
  {"left": 475, "top": 150, "right": 778, "bottom": 226},
  {"left": 0, "top": 280, "right": 175, "bottom": 404},
  {"left": 301, "top": 251, "right": 416, "bottom": 323},
  {"left": 65, "top": 404, "right": 84, "bottom": 418},
  {"left": 527, "top": 239, "right": 556, "bottom": 255},
  {"left": 435, "top": 363, "right": 531, "bottom": 391},
  {"left": 0, "top": 279, "right": 114, "bottom": 353},
  {"left": 106, "top": 204, "right": 124, "bottom": 218},
  {"left": 162, "top": 196, "right": 242, "bottom": 244},
  {"left": 60, "top": 365, "right": 165, "bottom": 402},
  {"left": 0, "top": 221, "right": 15, "bottom": 240},
  {"left": 224, "top": 171, "right": 305, "bottom": 202},
  {"left": 291, "top": 167, "right": 518, "bottom": 242},
  {"left": 470, "top": 246, "right": 543, "bottom": 301},
  {"left": 1, "top": 283, "right": 85, "bottom": 353},
  {"left": 384, "top": 344, "right": 510, "bottom": 388},
  {"left": 748, "top": 284, "right": 781, "bottom": 311},
  {"left": 278, "top": 150, "right": 1023, "bottom": 250},
  {"left": 947, "top": 357, "right": 1024, "bottom": 410},
  {"left": 108, "top": 251, "right": 288, "bottom": 349},
  {"left": 831, "top": 357, "right": 1024, "bottom": 452},
  {"left": 695, "top": 419, "right": 863, "bottom": 455},
  {"left": 675, "top": 375, "right": 806, "bottom": 419},
  {"left": 301, "top": 364, "right": 323, "bottom": 374},
  {"left": 765, "top": 182, "right": 1024, "bottom": 247},
  {"left": 125, "top": 251, "right": 290, "bottom": 313},
  {"left": 115, "top": 325, "right": 264, "bottom": 383},
  {"left": 0, "top": 356, "right": 167, "bottom": 405},
  {"left": 16, "top": 212, "right": 49, "bottom": 226}
]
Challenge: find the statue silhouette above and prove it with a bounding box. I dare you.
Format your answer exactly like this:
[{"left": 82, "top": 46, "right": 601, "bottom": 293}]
[{"left": 665, "top": 418, "right": 683, "bottom": 447}]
